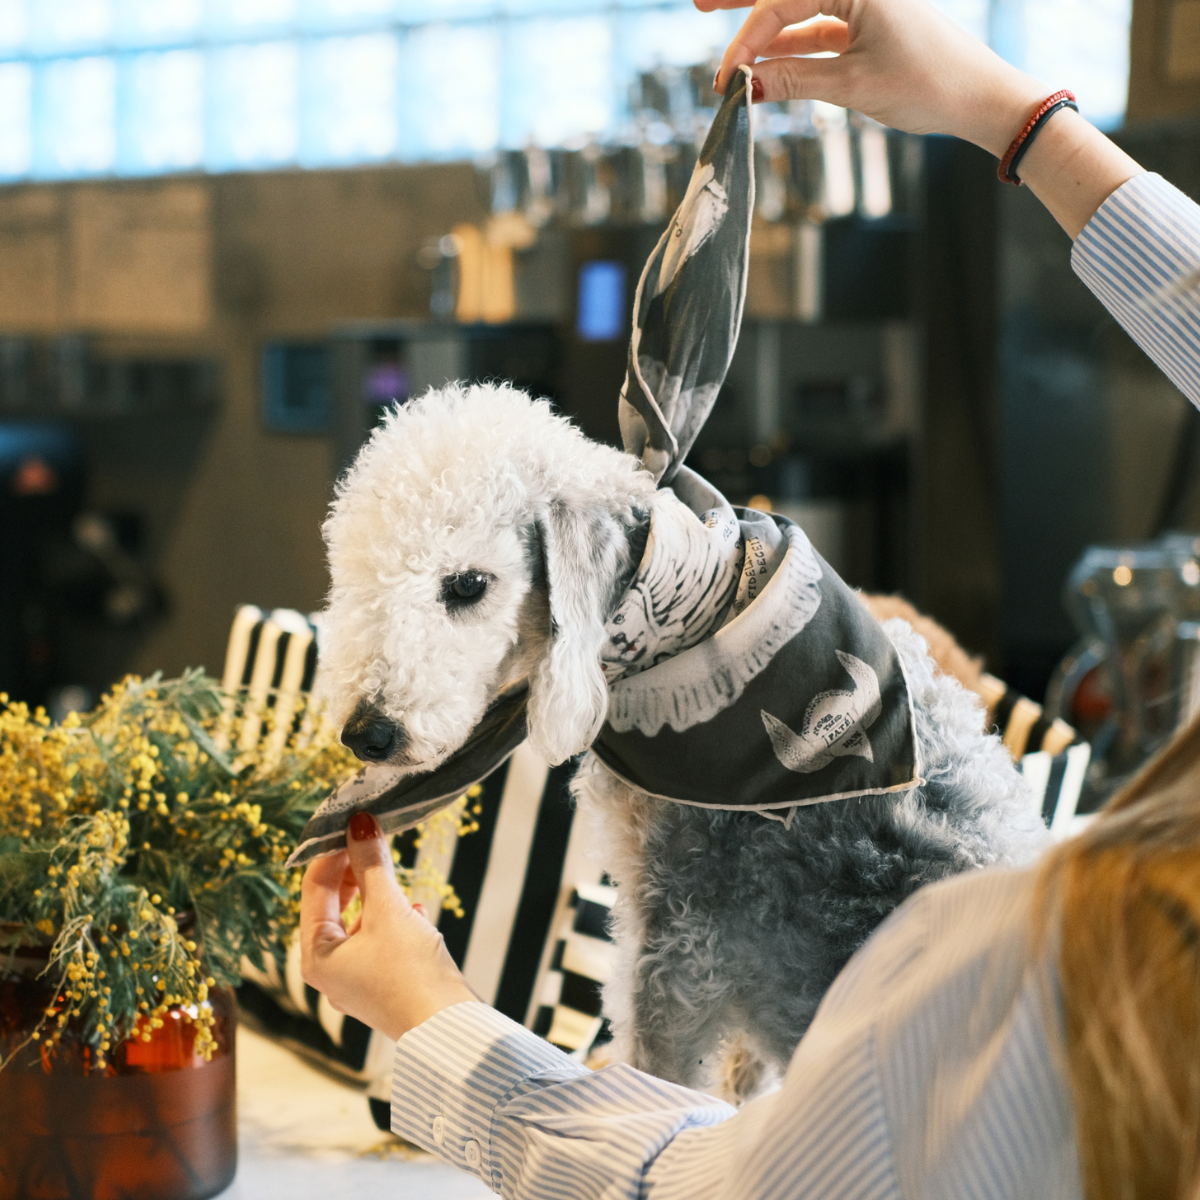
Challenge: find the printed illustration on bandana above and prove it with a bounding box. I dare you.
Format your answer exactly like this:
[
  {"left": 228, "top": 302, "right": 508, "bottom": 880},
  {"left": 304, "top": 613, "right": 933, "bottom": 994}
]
[
  {"left": 619, "top": 68, "right": 754, "bottom": 487},
  {"left": 596, "top": 59, "right": 920, "bottom": 812},
  {"left": 603, "top": 490, "right": 741, "bottom": 679},
  {"left": 593, "top": 527, "right": 918, "bottom": 812},
  {"left": 603, "top": 496, "right": 825, "bottom": 737},
  {"left": 762, "top": 651, "right": 881, "bottom": 773}
]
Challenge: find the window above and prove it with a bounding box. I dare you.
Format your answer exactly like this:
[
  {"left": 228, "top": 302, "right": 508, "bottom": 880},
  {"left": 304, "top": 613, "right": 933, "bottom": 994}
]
[{"left": 0, "top": 0, "right": 1132, "bottom": 181}]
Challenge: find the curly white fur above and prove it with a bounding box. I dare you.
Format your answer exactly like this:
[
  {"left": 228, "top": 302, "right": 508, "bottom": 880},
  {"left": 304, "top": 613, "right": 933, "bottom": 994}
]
[
  {"left": 320, "top": 384, "right": 1048, "bottom": 1100},
  {"left": 319, "top": 383, "right": 653, "bottom": 767}
]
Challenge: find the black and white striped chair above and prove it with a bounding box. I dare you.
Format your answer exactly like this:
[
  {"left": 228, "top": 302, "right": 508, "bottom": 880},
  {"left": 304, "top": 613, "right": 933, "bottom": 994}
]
[
  {"left": 976, "top": 672, "right": 1091, "bottom": 837},
  {"left": 221, "top": 606, "right": 616, "bottom": 1130}
]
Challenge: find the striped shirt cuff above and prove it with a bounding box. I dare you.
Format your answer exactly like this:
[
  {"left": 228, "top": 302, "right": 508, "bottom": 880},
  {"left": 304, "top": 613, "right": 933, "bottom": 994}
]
[
  {"left": 1073, "top": 171, "right": 1200, "bottom": 407},
  {"left": 391, "top": 1001, "right": 587, "bottom": 1191},
  {"left": 392, "top": 1001, "right": 738, "bottom": 1199}
]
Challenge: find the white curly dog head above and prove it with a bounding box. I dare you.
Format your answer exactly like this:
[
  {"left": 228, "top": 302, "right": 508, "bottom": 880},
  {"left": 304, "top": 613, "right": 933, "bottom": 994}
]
[{"left": 318, "top": 383, "right": 654, "bottom": 770}]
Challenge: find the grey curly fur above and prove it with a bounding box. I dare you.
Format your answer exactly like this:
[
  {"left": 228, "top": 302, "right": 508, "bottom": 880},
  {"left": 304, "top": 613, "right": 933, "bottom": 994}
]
[{"left": 574, "top": 617, "right": 1048, "bottom": 1097}]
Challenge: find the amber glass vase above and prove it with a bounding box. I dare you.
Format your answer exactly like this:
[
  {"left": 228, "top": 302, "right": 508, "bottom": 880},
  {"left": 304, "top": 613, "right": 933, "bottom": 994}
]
[{"left": 0, "top": 952, "right": 237, "bottom": 1200}]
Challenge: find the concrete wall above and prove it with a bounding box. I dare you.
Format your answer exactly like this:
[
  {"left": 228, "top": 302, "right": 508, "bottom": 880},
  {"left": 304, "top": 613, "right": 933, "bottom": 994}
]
[{"left": 0, "top": 163, "right": 488, "bottom": 682}]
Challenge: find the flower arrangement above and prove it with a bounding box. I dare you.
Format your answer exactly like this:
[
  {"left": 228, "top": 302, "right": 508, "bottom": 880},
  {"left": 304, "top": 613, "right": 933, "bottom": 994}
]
[{"left": 0, "top": 670, "right": 472, "bottom": 1073}]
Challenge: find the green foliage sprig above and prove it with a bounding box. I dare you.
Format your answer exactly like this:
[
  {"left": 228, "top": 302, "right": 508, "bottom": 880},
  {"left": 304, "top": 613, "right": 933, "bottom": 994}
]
[{"left": 0, "top": 670, "right": 470, "bottom": 1072}]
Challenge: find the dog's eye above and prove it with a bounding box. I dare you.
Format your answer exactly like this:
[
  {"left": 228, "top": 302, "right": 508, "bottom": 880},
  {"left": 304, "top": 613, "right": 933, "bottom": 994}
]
[{"left": 441, "top": 571, "right": 489, "bottom": 607}]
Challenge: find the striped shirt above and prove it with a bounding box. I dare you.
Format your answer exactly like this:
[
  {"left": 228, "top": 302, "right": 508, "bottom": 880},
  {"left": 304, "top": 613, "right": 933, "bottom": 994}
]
[
  {"left": 392, "top": 866, "right": 1080, "bottom": 1199},
  {"left": 390, "top": 170, "right": 1200, "bottom": 1198},
  {"left": 1073, "top": 172, "right": 1200, "bottom": 408}
]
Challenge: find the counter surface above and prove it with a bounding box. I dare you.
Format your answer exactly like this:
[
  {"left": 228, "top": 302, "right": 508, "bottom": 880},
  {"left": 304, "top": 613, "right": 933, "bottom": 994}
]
[{"left": 217, "top": 1023, "right": 496, "bottom": 1199}]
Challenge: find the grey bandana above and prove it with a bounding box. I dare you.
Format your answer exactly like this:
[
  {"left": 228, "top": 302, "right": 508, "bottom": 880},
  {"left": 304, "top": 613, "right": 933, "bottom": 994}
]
[
  {"left": 595, "top": 64, "right": 918, "bottom": 812},
  {"left": 593, "top": 478, "right": 919, "bottom": 813},
  {"left": 287, "top": 69, "right": 917, "bottom": 867}
]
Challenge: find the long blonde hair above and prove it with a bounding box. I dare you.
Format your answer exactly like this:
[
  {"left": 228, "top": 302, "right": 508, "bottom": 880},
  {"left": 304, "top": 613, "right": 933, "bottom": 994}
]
[{"left": 1039, "top": 711, "right": 1200, "bottom": 1200}]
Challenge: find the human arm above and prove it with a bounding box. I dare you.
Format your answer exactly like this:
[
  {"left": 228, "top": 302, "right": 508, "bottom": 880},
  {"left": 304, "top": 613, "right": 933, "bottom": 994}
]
[
  {"left": 299, "top": 813, "right": 886, "bottom": 1198},
  {"left": 388, "top": 996, "right": 907, "bottom": 1200},
  {"left": 386, "top": 871, "right": 1073, "bottom": 1200},
  {"left": 703, "top": 0, "right": 1140, "bottom": 238},
  {"left": 301, "top": 820, "right": 1070, "bottom": 1200},
  {"left": 299, "top": 811, "right": 476, "bottom": 1042},
  {"left": 298, "top": 814, "right": 747, "bottom": 1196},
  {"left": 701, "top": 0, "right": 1200, "bottom": 406}
]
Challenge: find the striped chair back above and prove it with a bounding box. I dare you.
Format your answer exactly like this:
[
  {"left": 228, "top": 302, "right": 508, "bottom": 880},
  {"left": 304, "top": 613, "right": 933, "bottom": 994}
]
[
  {"left": 214, "top": 605, "right": 319, "bottom": 760},
  {"left": 220, "top": 606, "right": 615, "bottom": 1129},
  {"left": 976, "top": 672, "right": 1091, "bottom": 837}
]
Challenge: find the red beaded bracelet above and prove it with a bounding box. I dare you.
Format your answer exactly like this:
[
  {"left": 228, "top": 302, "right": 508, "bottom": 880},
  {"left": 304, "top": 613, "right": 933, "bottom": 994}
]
[{"left": 997, "top": 90, "right": 1079, "bottom": 185}]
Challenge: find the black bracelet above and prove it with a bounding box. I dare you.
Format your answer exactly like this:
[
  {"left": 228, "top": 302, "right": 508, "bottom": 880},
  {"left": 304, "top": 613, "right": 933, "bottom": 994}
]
[{"left": 1006, "top": 97, "right": 1079, "bottom": 184}]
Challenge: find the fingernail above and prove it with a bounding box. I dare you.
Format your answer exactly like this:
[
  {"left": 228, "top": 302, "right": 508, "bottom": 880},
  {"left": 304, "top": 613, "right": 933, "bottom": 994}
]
[
  {"left": 713, "top": 69, "right": 721, "bottom": 92},
  {"left": 750, "top": 76, "right": 764, "bottom": 103},
  {"left": 349, "top": 811, "right": 380, "bottom": 841}
]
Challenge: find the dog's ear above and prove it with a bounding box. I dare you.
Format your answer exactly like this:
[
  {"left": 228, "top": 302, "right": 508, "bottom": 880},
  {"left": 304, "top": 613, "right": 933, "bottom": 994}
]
[{"left": 527, "top": 502, "right": 628, "bottom": 766}]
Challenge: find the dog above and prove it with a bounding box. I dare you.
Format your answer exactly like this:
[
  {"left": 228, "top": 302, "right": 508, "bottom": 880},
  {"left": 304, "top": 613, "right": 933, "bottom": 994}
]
[{"left": 317, "top": 381, "right": 1047, "bottom": 1101}]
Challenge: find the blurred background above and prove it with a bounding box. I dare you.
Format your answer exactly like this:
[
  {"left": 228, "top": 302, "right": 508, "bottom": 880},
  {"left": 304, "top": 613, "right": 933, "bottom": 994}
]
[{"left": 2, "top": 0, "right": 1199, "bottom": 799}]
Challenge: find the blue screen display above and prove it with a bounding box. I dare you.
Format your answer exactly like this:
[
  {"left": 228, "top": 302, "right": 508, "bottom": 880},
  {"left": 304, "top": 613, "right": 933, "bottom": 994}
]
[{"left": 576, "top": 260, "right": 626, "bottom": 343}]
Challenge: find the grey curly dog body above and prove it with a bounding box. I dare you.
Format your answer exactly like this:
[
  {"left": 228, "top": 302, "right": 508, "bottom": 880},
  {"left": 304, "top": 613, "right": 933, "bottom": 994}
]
[{"left": 573, "top": 610, "right": 1044, "bottom": 1099}]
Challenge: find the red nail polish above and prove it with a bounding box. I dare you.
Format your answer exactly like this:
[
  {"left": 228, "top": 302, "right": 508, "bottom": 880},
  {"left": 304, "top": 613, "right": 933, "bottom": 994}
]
[
  {"left": 350, "top": 811, "right": 380, "bottom": 841},
  {"left": 750, "top": 76, "right": 764, "bottom": 103}
]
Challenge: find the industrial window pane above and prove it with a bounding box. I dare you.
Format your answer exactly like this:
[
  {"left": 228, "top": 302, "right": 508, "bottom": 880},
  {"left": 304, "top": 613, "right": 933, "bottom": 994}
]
[
  {"left": 503, "top": 15, "right": 612, "bottom": 147},
  {"left": 206, "top": 0, "right": 298, "bottom": 39},
  {"left": 300, "top": 0, "right": 395, "bottom": 31},
  {"left": 0, "top": 0, "right": 1139, "bottom": 176},
  {"left": 621, "top": 5, "right": 733, "bottom": 70},
  {"left": 301, "top": 32, "right": 399, "bottom": 164},
  {"left": 0, "top": 0, "right": 26, "bottom": 55},
  {"left": 930, "top": 0, "right": 989, "bottom": 41},
  {"left": 207, "top": 40, "right": 299, "bottom": 169},
  {"left": 120, "top": 48, "right": 203, "bottom": 173},
  {"left": 1023, "top": 0, "right": 1131, "bottom": 127},
  {"left": 29, "top": 0, "right": 113, "bottom": 54},
  {"left": 502, "top": 0, "right": 597, "bottom": 15},
  {"left": 113, "top": 0, "right": 203, "bottom": 48},
  {"left": 36, "top": 55, "right": 117, "bottom": 177},
  {"left": 395, "top": 0, "right": 499, "bottom": 21},
  {"left": 400, "top": 22, "right": 500, "bottom": 159},
  {"left": 0, "top": 61, "right": 31, "bottom": 176}
]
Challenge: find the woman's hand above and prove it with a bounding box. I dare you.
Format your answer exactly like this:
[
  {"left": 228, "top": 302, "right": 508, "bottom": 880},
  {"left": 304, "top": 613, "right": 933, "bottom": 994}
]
[
  {"left": 700, "top": 0, "right": 1143, "bottom": 237},
  {"left": 300, "top": 812, "right": 476, "bottom": 1043},
  {"left": 704, "top": 0, "right": 1044, "bottom": 157}
]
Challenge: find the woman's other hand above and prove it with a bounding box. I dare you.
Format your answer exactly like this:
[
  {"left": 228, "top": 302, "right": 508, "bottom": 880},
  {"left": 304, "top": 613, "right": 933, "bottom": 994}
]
[
  {"left": 704, "top": 0, "right": 1044, "bottom": 157},
  {"left": 300, "top": 812, "right": 476, "bottom": 1042}
]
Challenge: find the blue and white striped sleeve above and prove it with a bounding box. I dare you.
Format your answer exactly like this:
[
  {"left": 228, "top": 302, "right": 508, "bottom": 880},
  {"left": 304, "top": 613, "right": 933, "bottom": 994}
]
[
  {"left": 1072, "top": 172, "right": 1200, "bottom": 407},
  {"left": 391, "top": 999, "right": 900, "bottom": 1200},
  {"left": 389, "top": 871, "right": 1069, "bottom": 1200},
  {"left": 390, "top": 1001, "right": 736, "bottom": 1199}
]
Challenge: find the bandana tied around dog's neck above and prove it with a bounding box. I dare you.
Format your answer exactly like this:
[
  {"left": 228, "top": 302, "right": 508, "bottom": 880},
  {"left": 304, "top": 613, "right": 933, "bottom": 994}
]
[
  {"left": 591, "top": 476, "right": 921, "bottom": 813},
  {"left": 594, "top": 64, "right": 919, "bottom": 814},
  {"left": 285, "top": 68, "right": 917, "bottom": 867}
]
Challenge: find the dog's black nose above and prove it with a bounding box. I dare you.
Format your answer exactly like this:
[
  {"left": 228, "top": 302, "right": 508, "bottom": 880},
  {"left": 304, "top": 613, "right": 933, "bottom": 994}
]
[{"left": 340, "top": 711, "right": 404, "bottom": 763}]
